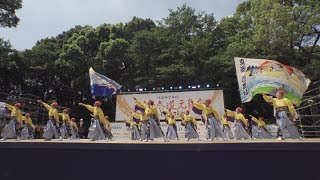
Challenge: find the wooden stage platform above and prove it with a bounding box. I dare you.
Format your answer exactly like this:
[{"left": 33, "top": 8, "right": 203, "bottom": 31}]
[{"left": 0, "top": 138, "right": 319, "bottom": 180}]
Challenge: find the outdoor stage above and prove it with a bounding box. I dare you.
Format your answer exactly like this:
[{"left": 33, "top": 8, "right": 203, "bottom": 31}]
[{"left": 0, "top": 139, "right": 319, "bottom": 180}]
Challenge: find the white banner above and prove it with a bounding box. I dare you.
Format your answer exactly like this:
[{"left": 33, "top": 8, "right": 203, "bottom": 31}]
[
  {"left": 234, "top": 57, "right": 310, "bottom": 105},
  {"left": 115, "top": 90, "right": 225, "bottom": 121}
]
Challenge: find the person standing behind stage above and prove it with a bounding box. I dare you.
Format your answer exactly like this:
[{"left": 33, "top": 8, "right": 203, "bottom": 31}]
[
  {"left": 262, "top": 90, "right": 304, "bottom": 140},
  {"left": 38, "top": 100, "right": 62, "bottom": 141},
  {"left": 133, "top": 97, "right": 168, "bottom": 142},
  {"left": 78, "top": 119, "right": 87, "bottom": 139},
  {"left": 69, "top": 117, "right": 78, "bottom": 140},
  {"left": 225, "top": 107, "right": 251, "bottom": 140},
  {"left": 1, "top": 103, "right": 23, "bottom": 140},
  {"left": 192, "top": 99, "right": 226, "bottom": 141},
  {"left": 58, "top": 109, "right": 71, "bottom": 140},
  {"left": 79, "top": 101, "right": 106, "bottom": 141},
  {"left": 249, "top": 115, "right": 273, "bottom": 139},
  {"left": 177, "top": 110, "right": 200, "bottom": 141}
]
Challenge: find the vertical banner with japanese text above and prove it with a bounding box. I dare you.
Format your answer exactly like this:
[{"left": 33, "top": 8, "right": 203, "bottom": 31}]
[{"left": 115, "top": 90, "right": 224, "bottom": 121}]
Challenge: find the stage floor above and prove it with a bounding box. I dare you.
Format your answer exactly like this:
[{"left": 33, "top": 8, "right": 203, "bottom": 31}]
[
  {"left": 0, "top": 138, "right": 320, "bottom": 144},
  {"left": 1, "top": 138, "right": 320, "bottom": 151},
  {"left": 1, "top": 138, "right": 320, "bottom": 180}
]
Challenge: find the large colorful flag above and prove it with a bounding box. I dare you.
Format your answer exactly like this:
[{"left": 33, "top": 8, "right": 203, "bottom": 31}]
[
  {"left": 89, "top": 67, "right": 122, "bottom": 97},
  {"left": 234, "top": 57, "right": 310, "bottom": 106}
]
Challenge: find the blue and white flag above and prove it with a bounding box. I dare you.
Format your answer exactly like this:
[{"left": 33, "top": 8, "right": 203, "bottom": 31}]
[{"left": 89, "top": 67, "right": 122, "bottom": 97}]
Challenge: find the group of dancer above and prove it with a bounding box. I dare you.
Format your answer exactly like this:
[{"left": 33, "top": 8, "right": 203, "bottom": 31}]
[
  {"left": 0, "top": 99, "right": 114, "bottom": 141},
  {"left": 125, "top": 89, "right": 304, "bottom": 142},
  {"left": 0, "top": 89, "right": 304, "bottom": 141}
]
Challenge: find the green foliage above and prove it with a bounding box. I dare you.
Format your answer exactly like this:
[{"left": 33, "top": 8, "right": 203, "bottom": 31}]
[
  {"left": 0, "top": 0, "right": 22, "bottom": 27},
  {"left": 1, "top": 2, "right": 320, "bottom": 121}
]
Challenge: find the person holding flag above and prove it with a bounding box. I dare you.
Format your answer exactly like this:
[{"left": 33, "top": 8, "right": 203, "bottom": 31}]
[
  {"left": 177, "top": 110, "right": 200, "bottom": 141},
  {"left": 262, "top": 90, "right": 304, "bottom": 140},
  {"left": 1, "top": 102, "right": 23, "bottom": 141},
  {"left": 38, "top": 100, "right": 62, "bottom": 141},
  {"left": 192, "top": 99, "right": 226, "bottom": 141},
  {"left": 133, "top": 97, "right": 168, "bottom": 142},
  {"left": 79, "top": 101, "right": 106, "bottom": 141},
  {"left": 225, "top": 107, "right": 251, "bottom": 140},
  {"left": 249, "top": 115, "right": 273, "bottom": 139}
]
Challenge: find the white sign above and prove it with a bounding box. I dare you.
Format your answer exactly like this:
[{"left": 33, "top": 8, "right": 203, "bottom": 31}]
[{"left": 115, "top": 90, "right": 225, "bottom": 121}]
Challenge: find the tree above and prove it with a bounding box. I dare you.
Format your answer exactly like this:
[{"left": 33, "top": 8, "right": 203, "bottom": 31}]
[{"left": 0, "top": 0, "right": 22, "bottom": 28}]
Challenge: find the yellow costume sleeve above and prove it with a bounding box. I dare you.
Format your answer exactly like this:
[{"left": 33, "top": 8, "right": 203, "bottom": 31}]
[
  {"left": 210, "top": 107, "right": 220, "bottom": 121},
  {"left": 177, "top": 111, "right": 185, "bottom": 119},
  {"left": 53, "top": 109, "right": 60, "bottom": 123},
  {"left": 238, "top": 114, "right": 248, "bottom": 125},
  {"left": 26, "top": 117, "right": 35, "bottom": 128},
  {"left": 41, "top": 102, "right": 51, "bottom": 111},
  {"left": 226, "top": 109, "right": 236, "bottom": 117},
  {"left": 134, "top": 99, "right": 148, "bottom": 109},
  {"left": 261, "top": 121, "right": 267, "bottom": 129},
  {"left": 284, "top": 98, "right": 295, "bottom": 117},
  {"left": 191, "top": 116, "right": 197, "bottom": 126},
  {"left": 249, "top": 115, "right": 259, "bottom": 124},
  {"left": 72, "top": 122, "right": 78, "bottom": 130},
  {"left": 5, "top": 104, "right": 14, "bottom": 111},
  {"left": 83, "top": 104, "right": 94, "bottom": 113},
  {"left": 262, "top": 94, "right": 274, "bottom": 103},
  {"left": 192, "top": 102, "right": 206, "bottom": 112}
]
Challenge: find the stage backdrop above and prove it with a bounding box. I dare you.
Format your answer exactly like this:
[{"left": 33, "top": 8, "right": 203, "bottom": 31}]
[{"left": 115, "top": 90, "right": 225, "bottom": 121}]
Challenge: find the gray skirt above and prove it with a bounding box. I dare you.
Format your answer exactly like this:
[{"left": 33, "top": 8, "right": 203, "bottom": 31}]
[
  {"left": 251, "top": 125, "right": 259, "bottom": 139},
  {"left": 70, "top": 127, "right": 77, "bottom": 140},
  {"left": 1, "top": 119, "right": 16, "bottom": 139},
  {"left": 206, "top": 117, "right": 226, "bottom": 140},
  {"left": 222, "top": 124, "right": 234, "bottom": 139},
  {"left": 131, "top": 125, "right": 140, "bottom": 140},
  {"left": 20, "top": 125, "right": 29, "bottom": 140},
  {"left": 43, "top": 119, "right": 59, "bottom": 140},
  {"left": 276, "top": 111, "right": 301, "bottom": 139},
  {"left": 140, "top": 121, "right": 148, "bottom": 141},
  {"left": 258, "top": 127, "right": 273, "bottom": 139},
  {"left": 60, "top": 122, "right": 68, "bottom": 139},
  {"left": 185, "top": 123, "right": 199, "bottom": 139},
  {"left": 233, "top": 122, "right": 251, "bottom": 140},
  {"left": 87, "top": 119, "right": 105, "bottom": 141},
  {"left": 166, "top": 124, "right": 177, "bottom": 140},
  {"left": 148, "top": 117, "right": 163, "bottom": 140}
]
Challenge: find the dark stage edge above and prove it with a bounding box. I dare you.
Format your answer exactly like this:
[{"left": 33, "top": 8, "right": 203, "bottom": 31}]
[{"left": 0, "top": 141, "right": 319, "bottom": 180}]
